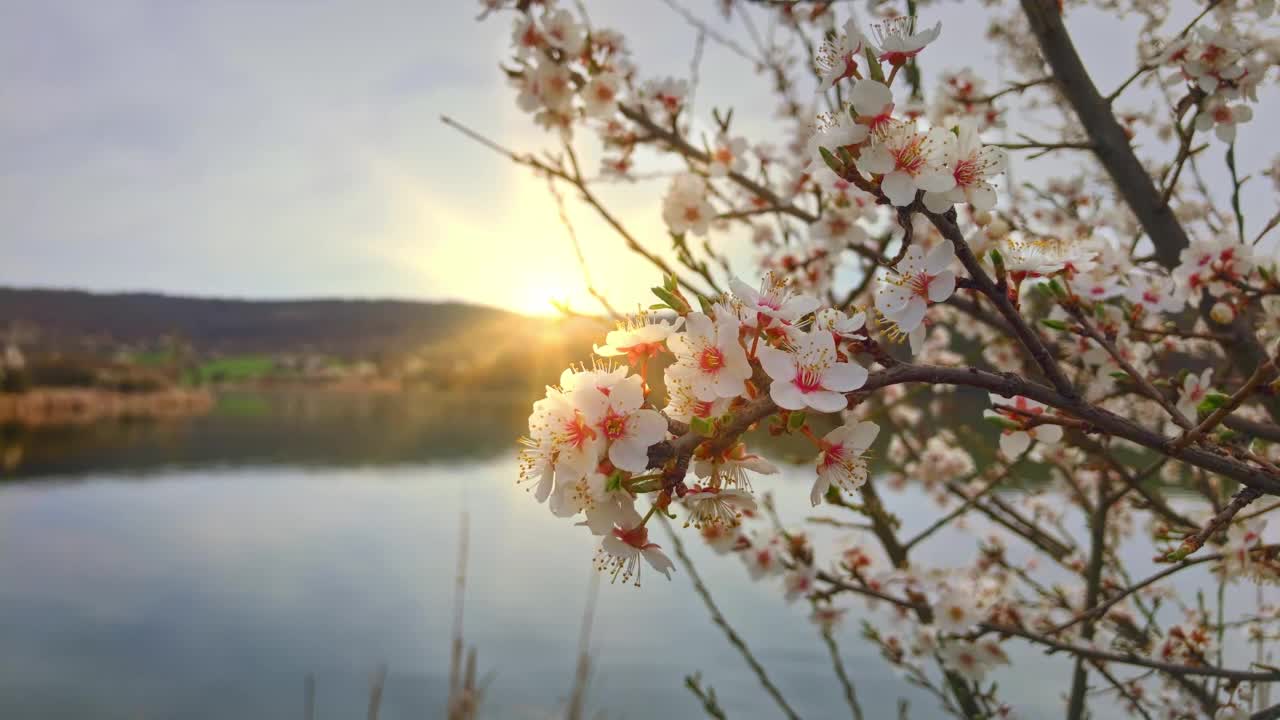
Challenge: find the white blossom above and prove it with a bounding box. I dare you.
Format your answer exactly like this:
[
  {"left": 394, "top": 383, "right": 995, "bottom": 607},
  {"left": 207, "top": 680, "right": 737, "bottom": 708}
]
[
  {"left": 595, "top": 524, "right": 674, "bottom": 586},
  {"left": 667, "top": 309, "right": 752, "bottom": 401},
  {"left": 985, "top": 394, "right": 1062, "bottom": 458},
  {"left": 574, "top": 373, "right": 667, "bottom": 472},
  {"left": 759, "top": 330, "right": 868, "bottom": 412},
  {"left": 857, "top": 122, "right": 956, "bottom": 207},
  {"left": 594, "top": 311, "right": 683, "bottom": 363},
  {"left": 922, "top": 120, "right": 1008, "bottom": 213},
  {"left": 662, "top": 172, "right": 714, "bottom": 236},
  {"left": 875, "top": 240, "right": 956, "bottom": 351},
  {"left": 869, "top": 16, "right": 942, "bottom": 65},
  {"left": 811, "top": 421, "right": 879, "bottom": 505}
]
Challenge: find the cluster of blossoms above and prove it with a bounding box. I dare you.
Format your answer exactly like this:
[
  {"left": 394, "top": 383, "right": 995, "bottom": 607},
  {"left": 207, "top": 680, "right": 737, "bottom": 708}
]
[
  {"left": 481, "top": 0, "right": 1280, "bottom": 715},
  {"left": 932, "top": 70, "right": 1004, "bottom": 132},
  {"left": 1157, "top": 23, "right": 1272, "bottom": 142},
  {"left": 519, "top": 273, "right": 877, "bottom": 586}
]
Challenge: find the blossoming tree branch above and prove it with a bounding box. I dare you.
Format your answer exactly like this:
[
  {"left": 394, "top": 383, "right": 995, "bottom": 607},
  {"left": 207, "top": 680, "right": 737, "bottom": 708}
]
[{"left": 455, "top": 0, "right": 1280, "bottom": 717}]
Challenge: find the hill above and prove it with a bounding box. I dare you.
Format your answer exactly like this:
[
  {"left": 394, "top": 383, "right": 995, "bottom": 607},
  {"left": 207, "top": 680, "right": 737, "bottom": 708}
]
[
  {"left": 0, "top": 287, "right": 541, "bottom": 357},
  {"left": 0, "top": 287, "right": 605, "bottom": 390}
]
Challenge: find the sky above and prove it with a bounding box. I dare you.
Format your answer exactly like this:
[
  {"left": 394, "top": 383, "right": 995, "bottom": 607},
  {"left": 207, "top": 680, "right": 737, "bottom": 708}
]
[{"left": 2, "top": 1, "right": 1276, "bottom": 316}]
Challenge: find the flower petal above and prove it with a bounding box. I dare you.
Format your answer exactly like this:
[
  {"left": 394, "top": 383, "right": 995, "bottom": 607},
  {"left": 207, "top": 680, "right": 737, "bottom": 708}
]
[
  {"left": 609, "top": 437, "right": 649, "bottom": 472},
  {"left": 849, "top": 421, "right": 880, "bottom": 451},
  {"left": 850, "top": 79, "right": 892, "bottom": 116},
  {"left": 805, "top": 390, "right": 849, "bottom": 413},
  {"left": 966, "top": 183, "right": 998, "bottom": 212},
  {"left": 769, "top": 380, "right": 807, "bottom": 410},
  {"left": 642, "top": 547, "right": 675, "bottom": 579},
  {"left": 627, "top": 409, "right": 669, "bottom": 445},
  {"left": 881, "top": 171, "right": 917, "bottom": 206},
  {"left": 890, "top": 297, "right": 927, "bottom": 334},
  {"left": 924, "top": 240, "right": 955, "bottom": 273},
  {"left": 810, "top": 475, "right": 830, "bottom": 507},
  {"left": 1000, "top": 431, "right": 1030, "bottom": 458},
  {"left": 857, "top": 146, "right": 895, "bottom": 175},
  {"left": 922, "top": 190, "right": 954, "bottom": 213},
  {"left": 757, "top": 345, "right": 796, "bottom": 381},
  {"left": 1035, "top": 423, "right": 1063, "bottom": 445},
  {"left": 927, "top": 270, "right": 956, "bottom": 302},
  {"left": 915, "top": 170, "right": 957, "bottom": 193},
  {"left": 822, "top": 362, "right": 868, "bottom": 392},
  {"left": 611, "top": 374, "right": 644, "bottom": 413}
]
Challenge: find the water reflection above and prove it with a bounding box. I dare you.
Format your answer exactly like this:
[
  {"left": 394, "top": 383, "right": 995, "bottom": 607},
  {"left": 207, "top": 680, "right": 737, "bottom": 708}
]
[
  {"left": 0, "top": 390, "right": 533, "bottom": 480},
  {"left": 0, "top": 390, "right": 1270, "bottom": 719}
]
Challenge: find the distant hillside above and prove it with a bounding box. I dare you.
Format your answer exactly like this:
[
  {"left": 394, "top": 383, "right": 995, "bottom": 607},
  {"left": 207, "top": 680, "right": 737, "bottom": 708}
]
[
  {"left": 0, "top": 287, "right": 573, "bottom": 358},
  {"left": 0, "top": 287, "right": 608, "bottom": 393}
]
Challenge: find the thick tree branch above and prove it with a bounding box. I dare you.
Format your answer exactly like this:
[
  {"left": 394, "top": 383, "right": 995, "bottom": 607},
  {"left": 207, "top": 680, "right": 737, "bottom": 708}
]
[
  {"left": 1018, "top": 0, "right": 1189, "bottom": 268},
  {"left": 648, "top": 362, "right": 1280, "bottom": 498},
  {"left": 861, "top": 364, "right": 1280, "bottom": 496},
  {"left": 928, "top": 210, "right": 1078, "bottom": 398},
  {"left": 1018, "top": 0, "right": 1280, "bottom": 428}
]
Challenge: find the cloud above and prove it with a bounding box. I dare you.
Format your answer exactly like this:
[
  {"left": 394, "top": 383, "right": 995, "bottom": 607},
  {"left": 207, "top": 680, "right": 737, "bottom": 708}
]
[{"left": 2, "top": 1, "right": 1276, "bottom": 312}]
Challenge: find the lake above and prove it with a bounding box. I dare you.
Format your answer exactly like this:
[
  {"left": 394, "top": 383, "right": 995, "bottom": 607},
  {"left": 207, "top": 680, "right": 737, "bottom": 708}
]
[{"left": 0, "top": 390, "right": 1270, "bottom": 718}]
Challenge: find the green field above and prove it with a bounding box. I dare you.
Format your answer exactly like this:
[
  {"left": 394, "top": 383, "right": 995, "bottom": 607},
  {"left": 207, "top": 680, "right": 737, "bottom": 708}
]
[{"left": 187, "top": 356, "right": 278, "bottom": 384}]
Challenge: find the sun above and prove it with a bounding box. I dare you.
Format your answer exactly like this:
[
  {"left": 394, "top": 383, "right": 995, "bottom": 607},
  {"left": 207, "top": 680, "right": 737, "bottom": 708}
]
[{"left": 513, "top": 280, "right": 576, "bottom": 317}]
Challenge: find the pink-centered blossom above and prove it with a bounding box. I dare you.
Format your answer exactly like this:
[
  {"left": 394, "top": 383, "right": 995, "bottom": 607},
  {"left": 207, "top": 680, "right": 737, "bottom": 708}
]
[
  {"left": 875, "top": 240, "right": 956, "bottom": 351},
  {"left": 595, "top": 524, "right": 674, "bottom": 586},
  {"left": 743, "top": 532, "right": 786, "bottom": 580},
  {"left": 692, "top": 442, "right": 779, "bottom": 490},
  {"left": 939, "top": 639, "right": 1006, "bottom": 683},
  {"left": 811, "top": 206, "right": 868, "bottom": 251},
  {"left": 573, "top": 373, "right": 667, "bottom": 473},
  {"left": 869, "top": 16, "right": 941, "bottom": 66},
  {"left": 582, "top": 71, "right": 623, "bottom": 118},
  {"left": 594, "top": 311, "right": 683, "bottom": 364},
  {"left": 1195, "top": 96, "right": 1253, "bottom": 143},
  {"left": 810, "top": 421, "right": 879, "bottom": 505},
  {"left": 857, "top": 122, "right": 956, "bottom": 207},
  {"left": 519, "top": 388, "right": 601, "bottom": 502},
  {"left": 813, "top": 307, "right": 867, "bottom": 342},
  {"left": 814, "top": 18, "right": 868, "bottom": 89},
  {"left": 667, "top": 309, "right": 752, "bottom": 401},
  {"left": 922, "top": 120, "right": 1008, "bottom": 213},
  {"left": 1172, "top": 235, "right": 1254, "bottom": 302},
  {"left": 680, "top": 486, "right": 757, "bottom": 529},
  {"left": 759, "top": 330, "right": 868, "bottom": 412},
  {"left": 784, "top": 567, "right": 817, "bottom": 603},
  {"left": 984, "top": 394, "right": 1062, "bottom": 458},
  {"left": 540, "top": 8, "right": 586, "bottom": 56},
  {"left": 730, "top": 272, "right": 821, "bottom": 328},
  {"left": 662, "top": 365, "right": 731, "bottom": 424},
  {"left": 709, "top": 134, "right": 749, "bottom": 177},
  {"left": 662, "top": 172, "right": 715, "bottom": 236},
  {"left": 1125, "top": 273, "right": 1184, "bottom": 314},
  {"left": 551, "top": 469, "right": 636, "bottom": 530},
  {"left": 1177, "top": 367, "right": 1214, "bottom": 421},
  {"left": 849, "top": 79, "right": 895, "bottom": 135}
]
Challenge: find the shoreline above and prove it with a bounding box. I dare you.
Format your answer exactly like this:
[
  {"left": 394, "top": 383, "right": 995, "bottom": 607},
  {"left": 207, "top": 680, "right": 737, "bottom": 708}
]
[{"left": 0, "top": 388, "right": 215, "bottom": 426}]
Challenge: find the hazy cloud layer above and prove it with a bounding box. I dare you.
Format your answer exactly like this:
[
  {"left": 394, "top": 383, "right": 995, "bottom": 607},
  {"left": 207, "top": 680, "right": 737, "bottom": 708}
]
[{"left": 2, "top": 1, "right": 1274, "bottom": 314}]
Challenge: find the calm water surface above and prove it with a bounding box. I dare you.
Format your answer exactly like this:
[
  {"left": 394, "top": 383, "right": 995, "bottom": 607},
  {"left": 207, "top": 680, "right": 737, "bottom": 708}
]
[{"left": 0, "top": 391, "right": 1268, "bottom": 718}]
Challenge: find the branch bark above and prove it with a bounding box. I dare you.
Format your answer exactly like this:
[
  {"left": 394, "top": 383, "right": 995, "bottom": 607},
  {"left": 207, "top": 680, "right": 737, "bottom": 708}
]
[{"left": 1018, "top": 0, "right": 1189, "bottom": 268}]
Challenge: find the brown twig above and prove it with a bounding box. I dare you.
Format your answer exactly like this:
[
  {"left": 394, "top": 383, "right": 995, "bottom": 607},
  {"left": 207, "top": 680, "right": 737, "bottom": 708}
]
[
  {"left": 1063, "top": 301, "right": 1194, "bottom": 430},
  {"left": 657, "top": 513, "right": 802, "bottom": 720},
  {"left": 1169, "top": 486, "right": 1264, "bottom": 560},
  {"left": 1173, "top": 354, "right": 1279, "bottom": 451}
]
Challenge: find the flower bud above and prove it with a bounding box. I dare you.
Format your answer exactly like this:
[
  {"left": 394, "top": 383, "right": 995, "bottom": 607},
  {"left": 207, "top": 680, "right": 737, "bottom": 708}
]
[
  {"left": 986, "top": 217, "right": 1010, "bottom": 240},
  {"left": 972, "top": 209, "right": 992, "bottom": 226},
  {"left": 1209, "top": 301, "right": 1235, "bottom": 325}
]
